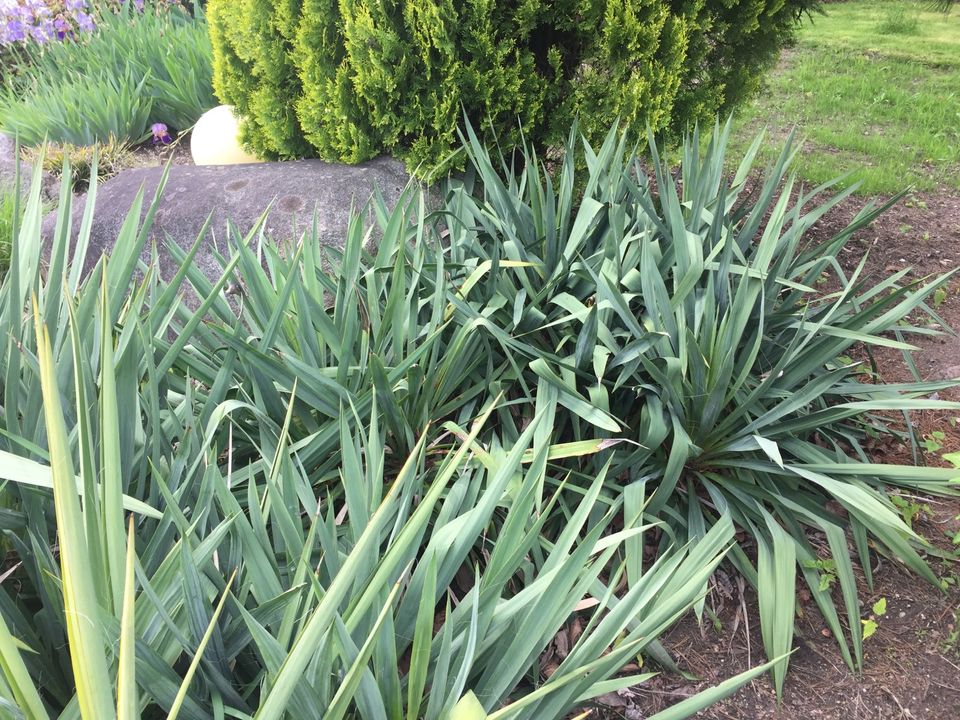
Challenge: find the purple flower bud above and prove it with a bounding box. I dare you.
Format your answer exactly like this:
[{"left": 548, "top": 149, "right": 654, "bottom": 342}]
[{"left": 151, "top": 122, "right": 172, "bottom": 145}]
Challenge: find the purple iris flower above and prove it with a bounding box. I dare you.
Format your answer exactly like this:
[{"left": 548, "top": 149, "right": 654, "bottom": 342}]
[
  {"left": 151, "top": 122, "right": 172, "bottom": 145},
  {"left": 2, "top": 0, "right": 99, "bottom": 47},
  {"left": 4, "top": 18, "right": 25, "bottom": 42},
  {"left": 53, "top": 15, "right": 69, "bottom": 40},
  {"left": 30, "top": 17, "right": 52, "bottom": 43},
  {"left": 75, "top": 10, "right": 93, "bottom": 32}
]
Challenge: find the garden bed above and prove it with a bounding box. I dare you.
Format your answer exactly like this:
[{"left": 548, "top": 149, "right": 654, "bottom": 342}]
[
  {"left": 2, "top": 2, "right": 959, "bottom": 716},
  {"left": 6, "top": 125, "right": 959, "bottom": 720}
]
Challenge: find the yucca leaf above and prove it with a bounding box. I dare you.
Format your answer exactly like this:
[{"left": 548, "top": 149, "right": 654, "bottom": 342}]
[
  {"left": 117, "top": 518, "right": 138, "bottom": 720},
  {"left": 0, "top": 611, "right": 48, "bottom": 720},
  {"left": 646, "top": 655, "right": 787, "bottom": 720},
  {"left": 254, "top": 428, "right": 435, "bottom": 719},
  {"left": 324, "top": 578, "right": 403, "bottom": 720},
  {"left": 405, "top": 553, "right": 437, "bottom": 720},
  {"left": 0, "top": 450, "right": 161, "bottom": 519},
  {"left": 33, "top": 300, "right": 116, "bottom": 720},
  {"left": 167, "top": 570, "right": 236, "bottom": 720},
  {"left": 449, "top": 691, "right": 486, "bottom": 720},
  {"left": 99, "top": 276, "right": 127, "bottom": 615},
  {"left": 756, "top": 515, "right": 796, "bottom": 697}
]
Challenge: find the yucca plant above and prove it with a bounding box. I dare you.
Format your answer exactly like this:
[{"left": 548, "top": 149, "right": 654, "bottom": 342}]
[
  {"left": 140, "top": 116, "right": 960, "bottom": 699},
  {"left": 0, "top": 151, "right": 773, "bottom": 718},
  {"left": 432, "top": 119, "right": 960, "bottom": 694}
]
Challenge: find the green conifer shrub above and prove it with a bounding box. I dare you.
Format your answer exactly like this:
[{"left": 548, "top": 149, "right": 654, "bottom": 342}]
[{"left": 208, "top": 0, "right": 817, "bottom": 171}]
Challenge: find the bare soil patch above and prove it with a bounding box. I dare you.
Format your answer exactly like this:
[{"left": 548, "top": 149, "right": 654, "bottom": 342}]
[{"left": 121, "top": 139, "right": 194, "bottom": 171}]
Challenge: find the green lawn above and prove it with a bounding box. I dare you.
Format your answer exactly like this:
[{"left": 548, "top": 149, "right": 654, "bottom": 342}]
[{"left": 728, "top": 0, "right": 960, "bottom": 194}]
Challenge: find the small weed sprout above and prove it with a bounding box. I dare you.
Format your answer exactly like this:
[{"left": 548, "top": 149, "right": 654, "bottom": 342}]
[
  {"left": 862, "top": 597, "right": 888, "bottom": 641},
  {"left": 921, "top": 430, "right": 947, "bottom": 453},
  {"left": 803, "top": 558, "right": 839, "bottom": 592}
]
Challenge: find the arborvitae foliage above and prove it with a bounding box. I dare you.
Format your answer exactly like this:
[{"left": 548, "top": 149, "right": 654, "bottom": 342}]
[{"left": 208, "top": 0, "right": 817, "bottom": 172}]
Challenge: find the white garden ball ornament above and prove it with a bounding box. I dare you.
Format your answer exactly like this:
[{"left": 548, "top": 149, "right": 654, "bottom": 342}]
[{"left": 190, "top": 105, "right": 262, "bottom": 166}]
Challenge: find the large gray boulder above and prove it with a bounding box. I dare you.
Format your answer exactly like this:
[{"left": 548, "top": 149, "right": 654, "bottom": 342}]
[
  {"left": 42, "top": 156, "right": 413, "bottom": 288},
  {"left": 0, "top": 134, "right": 58, "bottom": 199},
  {"left": 0, "top": 134, "right": 29, "bottom": 192}
]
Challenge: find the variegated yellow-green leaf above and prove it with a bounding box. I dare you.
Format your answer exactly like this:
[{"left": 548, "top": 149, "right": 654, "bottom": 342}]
[
  {"left": 0, "top": 611, "right": 48, "bottom": 719},
  {"left": 449, "top": 691, "right": 486, "bottom": 720},
  {"left": 34, "top": 300, "right": 116, "bottom": 720},
  {"left": 117, "top": 517, "right": 138, "bottom": 720}
]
